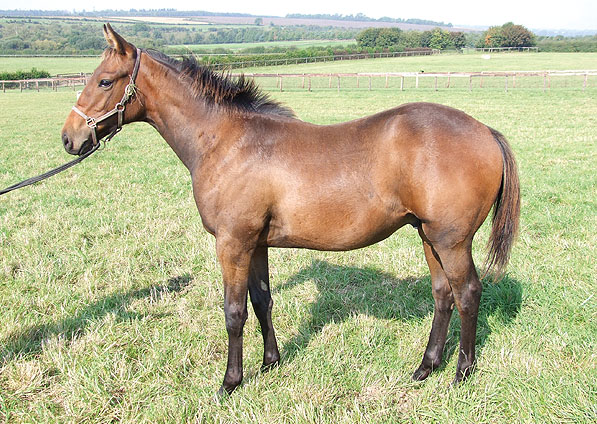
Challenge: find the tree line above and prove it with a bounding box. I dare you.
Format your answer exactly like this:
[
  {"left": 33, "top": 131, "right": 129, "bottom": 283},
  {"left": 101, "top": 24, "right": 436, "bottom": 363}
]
[
  {"left": 0, "top": 20, "right": 360, "bottom": 54},
  {"left": 0, "top": 18, "right": 595, "bottom": 57},
  {"left": 356, "top": 27, "right": 467, "bottom": 50},
  {"left": 355, "top": 23, "right": 537, "bottom": 51}
]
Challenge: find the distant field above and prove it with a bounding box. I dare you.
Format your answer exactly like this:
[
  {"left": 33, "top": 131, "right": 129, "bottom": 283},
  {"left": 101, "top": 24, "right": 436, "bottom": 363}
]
[
  {"left": 240, "top": 52, "right": 597, "bottom": 73},
  {"left": 2, "top": 52, "right": 596, "bottom": 77},
  {"left": 169, "top": 39, "right": 355, "bottom": 52},
  {"left": 189, "top": 15, "right": 467, "bottom": 32}
]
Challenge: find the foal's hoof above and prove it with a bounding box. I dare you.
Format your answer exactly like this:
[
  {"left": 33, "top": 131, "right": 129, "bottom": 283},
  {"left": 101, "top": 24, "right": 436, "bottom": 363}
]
[
  {"left": 449, "top": 364, "right": 475, "bottom": 387},
  {"left": 260, "top": 359, "right": 280, "bottom": 373},
  {"left": 214, "top": 386, "right": 233, "bottom": 402},
  {"left": 412, "top": 366, "right": 432, "bottom": 381}
]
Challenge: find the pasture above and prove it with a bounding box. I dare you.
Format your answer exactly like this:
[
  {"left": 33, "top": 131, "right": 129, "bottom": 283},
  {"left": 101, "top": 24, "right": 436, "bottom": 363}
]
[{"left": 0, "top": 53, "right": 596, "bottom": 422}]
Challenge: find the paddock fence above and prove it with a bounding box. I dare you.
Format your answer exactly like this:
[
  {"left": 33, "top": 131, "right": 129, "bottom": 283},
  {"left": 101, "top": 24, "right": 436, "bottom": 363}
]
[
  {"left": 2, "top": 70, "right": 595, "bottom": 93},
  {"left": 239, "top": 70, "right": 597, "bottom": 92}
]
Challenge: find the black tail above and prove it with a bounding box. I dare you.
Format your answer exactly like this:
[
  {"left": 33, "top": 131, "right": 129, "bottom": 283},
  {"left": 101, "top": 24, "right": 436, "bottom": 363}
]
[{"left": 485, "top": 127, "right": 521, "bottom": 278}]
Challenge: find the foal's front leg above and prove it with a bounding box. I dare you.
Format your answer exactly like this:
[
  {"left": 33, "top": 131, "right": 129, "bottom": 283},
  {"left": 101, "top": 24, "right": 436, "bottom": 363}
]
[
  {"left": 248, "top": 247, "right": 280, "bottom": 370},
  {"left": 216, "top": 238, "right": 253, "bottom": 396}
]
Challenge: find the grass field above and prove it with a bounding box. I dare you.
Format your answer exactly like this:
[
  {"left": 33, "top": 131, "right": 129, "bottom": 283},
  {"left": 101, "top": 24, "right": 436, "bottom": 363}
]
[
  {"left": 240, "top": 51, "right": 597, "bottom": 73},
  {"left": 1, "top": 52, "right": 596, "bottom": 76},
  {"left": 0, "top": 53, "right": 596, "bottom": 422}
]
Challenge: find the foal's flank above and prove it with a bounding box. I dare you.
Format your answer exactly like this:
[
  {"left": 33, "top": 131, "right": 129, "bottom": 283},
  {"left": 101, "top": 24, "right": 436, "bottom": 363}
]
[{"left": 61, "top": 24, "right": 520, "bottom": 395}]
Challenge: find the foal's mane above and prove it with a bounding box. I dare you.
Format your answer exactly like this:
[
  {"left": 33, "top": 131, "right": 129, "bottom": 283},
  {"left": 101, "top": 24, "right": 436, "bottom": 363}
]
[{"left": 141, "top": 49, "right": 295, "bottom": 118}]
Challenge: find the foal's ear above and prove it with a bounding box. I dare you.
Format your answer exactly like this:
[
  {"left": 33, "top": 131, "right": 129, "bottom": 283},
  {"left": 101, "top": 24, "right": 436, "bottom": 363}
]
[{"left": 103, "top": 23, "right": 133, "bottom": 55}]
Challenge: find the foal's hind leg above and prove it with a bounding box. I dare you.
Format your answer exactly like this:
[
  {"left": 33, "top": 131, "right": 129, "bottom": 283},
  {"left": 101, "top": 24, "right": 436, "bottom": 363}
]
[
  {"left": 248, "top": 247, "right": 280, "bottom": 371},
  {"left": 413, "top": 231, "right": 455, "bottom": 381},
  {"left": 433, "top": 240, "right": 482, "bottom": 384},
  {"left": 216, "top": 237, "right": 252, "bottom": 396}
]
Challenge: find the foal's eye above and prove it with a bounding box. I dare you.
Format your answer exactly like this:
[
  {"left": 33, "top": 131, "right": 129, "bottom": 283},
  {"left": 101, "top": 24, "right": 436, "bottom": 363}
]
[{"left": 99, "top": 79, "right": 113, "bottom": 88}]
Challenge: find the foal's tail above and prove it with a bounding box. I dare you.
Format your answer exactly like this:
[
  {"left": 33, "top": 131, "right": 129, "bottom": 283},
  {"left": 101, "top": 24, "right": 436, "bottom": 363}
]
[{"left": 485, "top": 127, "right": 521, "bottom": 278}]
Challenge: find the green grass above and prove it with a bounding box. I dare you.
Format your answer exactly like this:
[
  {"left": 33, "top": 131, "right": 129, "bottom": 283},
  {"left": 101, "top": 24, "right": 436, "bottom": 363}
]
[
  {"left": 0, "top": 53, "right": 596, "bottom": 422},
  {"left": 0, "top": 57, "right": 102, "bottom": 76},
  {"left": 241, "top": 51, "right": 597, "bottom": 73},
  {"left": 2, "top": 52, "right": 596, "bottom": 77}
]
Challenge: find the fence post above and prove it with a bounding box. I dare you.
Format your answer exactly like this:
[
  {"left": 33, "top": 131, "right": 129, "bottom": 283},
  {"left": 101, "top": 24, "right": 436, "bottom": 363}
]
[
  {"left": 447, "top": 73, "right": 451, "bottom": 88},
  {"left": 543, "top": 73, "right": 546, "bottom": 92},
  {"left": 279, "top": 76, "right": 283, "bottom": 92},
  {"left": 434, "top": 76, "right": 438, "bottom": 91},
  {"left": 337, "top": 76, "right": 340, "bottom": 93},
  {"left": 302, "top": 74, "right": 305, "bottom": 89},
  {"left": 385, "top": 74, "right": 389, "bottom": 88},
  {"left": 20, "top": 81, "right": 22, "bottom": 92},
  {"left": 469, "top": 75, "right": 472, "bottom": 92},
  {"left": 308, "top": 76, "right": 311, "bottom": 92},
  {"left": 329, "top": 75, "right": 332, "bottom": 89},
  {"left": 415, "top": 75, "right": 419, "bottom": 89},
  {"left": 400, "top": 76, "right": 404, "bottom": 91}
]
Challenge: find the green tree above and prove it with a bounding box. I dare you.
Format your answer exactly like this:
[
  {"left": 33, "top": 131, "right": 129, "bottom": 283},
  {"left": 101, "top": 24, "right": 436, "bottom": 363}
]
[
  {"left": 450, "top": 32, "right": 466, "bottom": 49},
  {"left": 428, "top": 28, "right": 453, "bottom": 49},
  {"left": 376, "top": 28, "right": 402, "bottom": 48},
  {"left": 356, "top": 28, "right": 381, "bottom": 48},
  {"left": 484, "top": 26, "right": 505, "bottom": 47},
  {"left": 482, "top": 23, "right": 535, "bottom": 48},
  {"left": 501, "top": 22, "right": 536, "bottom": 47}
]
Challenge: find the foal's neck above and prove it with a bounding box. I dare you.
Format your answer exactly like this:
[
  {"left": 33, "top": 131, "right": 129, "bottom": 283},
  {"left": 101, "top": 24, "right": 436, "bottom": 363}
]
[{"left": 138, "top": 57, "right": 234, "bottom": 173}]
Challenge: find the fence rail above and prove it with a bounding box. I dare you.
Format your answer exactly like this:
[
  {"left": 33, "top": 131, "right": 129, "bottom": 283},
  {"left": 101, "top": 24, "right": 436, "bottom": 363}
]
[
  {"left": 205, "top": 50, "right": 440, "bottom": 70},
  {"left": 0, "top": 76, "right": 88, "bottom": 92},
  {"left": 461, "top": 47, "right": 539, "bottom": 53},
  {"left": 2, "top": 70, "right": 595, "bottom": 93},
  {"left": 238, "top": 70, "right": 596, "bottom": 92}
]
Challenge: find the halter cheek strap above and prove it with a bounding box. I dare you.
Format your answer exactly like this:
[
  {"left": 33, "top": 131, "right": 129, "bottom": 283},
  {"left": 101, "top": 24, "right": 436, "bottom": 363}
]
[{"left": 71, "top": 48, "right": 142, "bottom": 146}]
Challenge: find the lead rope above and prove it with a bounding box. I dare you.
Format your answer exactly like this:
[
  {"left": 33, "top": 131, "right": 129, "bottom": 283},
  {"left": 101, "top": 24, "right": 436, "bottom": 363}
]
[
  {"left": 0, "top": 49, "right": 142, "bottom": 197},
  {"left": 0, "top": 143, "right": 101, "bottom": 196}
]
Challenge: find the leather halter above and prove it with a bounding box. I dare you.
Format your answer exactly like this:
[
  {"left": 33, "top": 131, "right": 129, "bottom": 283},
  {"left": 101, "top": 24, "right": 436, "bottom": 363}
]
[{"left": 71, "top": 48, "right": 142, "bottom": 147}]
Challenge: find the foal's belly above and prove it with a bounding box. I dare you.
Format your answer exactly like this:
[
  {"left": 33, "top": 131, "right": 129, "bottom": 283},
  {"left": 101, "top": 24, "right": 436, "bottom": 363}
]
[{"left": 265, "top": 198, "right": 414, "bottom": 251}]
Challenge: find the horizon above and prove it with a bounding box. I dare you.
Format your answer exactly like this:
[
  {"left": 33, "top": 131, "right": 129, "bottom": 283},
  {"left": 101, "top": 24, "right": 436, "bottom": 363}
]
[{"left": 2, "top": 1, "right": 596, "bottom": 32}]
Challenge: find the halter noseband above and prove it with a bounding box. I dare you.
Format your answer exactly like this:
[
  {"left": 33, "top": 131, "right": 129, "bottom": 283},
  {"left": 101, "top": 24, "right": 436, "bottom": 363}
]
[{"left": 71, "top": 48, "right": 142, "bottom": 147}]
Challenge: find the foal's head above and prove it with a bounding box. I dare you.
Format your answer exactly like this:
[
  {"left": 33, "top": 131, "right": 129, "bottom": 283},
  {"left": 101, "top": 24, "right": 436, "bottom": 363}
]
[{"left": 61, "top": 24, "right": 143, "bottom": 155}]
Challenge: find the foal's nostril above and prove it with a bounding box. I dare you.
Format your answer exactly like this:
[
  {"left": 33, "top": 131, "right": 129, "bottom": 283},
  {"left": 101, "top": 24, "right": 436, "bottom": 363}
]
[{"left": 62, "top": 132, "right": 71, "bottom": 149}]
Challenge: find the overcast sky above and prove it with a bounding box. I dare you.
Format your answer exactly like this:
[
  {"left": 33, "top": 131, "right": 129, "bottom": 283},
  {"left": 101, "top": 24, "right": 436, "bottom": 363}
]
[{"left": 7, "top": 0, "right": 597, "bottom": 30}]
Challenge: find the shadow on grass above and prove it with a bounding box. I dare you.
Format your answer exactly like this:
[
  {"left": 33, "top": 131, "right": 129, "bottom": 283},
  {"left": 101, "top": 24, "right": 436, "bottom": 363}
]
[
  {"left": 276, "top": 259, "right": 522, "bottom": 372},
  {"left": 0, "top": 274, "right": 193, "bottom": 363}
]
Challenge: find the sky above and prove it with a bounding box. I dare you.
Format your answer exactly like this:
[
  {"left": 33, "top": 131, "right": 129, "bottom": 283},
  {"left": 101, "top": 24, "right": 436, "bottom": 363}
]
[{"left": 4, "top": 0, "right": 597, "bottom": 30}]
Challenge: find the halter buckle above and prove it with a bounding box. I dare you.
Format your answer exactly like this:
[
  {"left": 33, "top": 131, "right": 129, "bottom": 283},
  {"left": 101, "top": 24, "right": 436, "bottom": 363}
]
[{"left": 86, "top": 117, "right": 97, "bottom": 128}]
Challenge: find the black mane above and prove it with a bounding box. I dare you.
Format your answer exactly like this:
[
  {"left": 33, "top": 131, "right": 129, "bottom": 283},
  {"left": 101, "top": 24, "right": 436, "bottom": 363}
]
[{"left": 144, "top": 49, "right": 295, "bottom": 118}]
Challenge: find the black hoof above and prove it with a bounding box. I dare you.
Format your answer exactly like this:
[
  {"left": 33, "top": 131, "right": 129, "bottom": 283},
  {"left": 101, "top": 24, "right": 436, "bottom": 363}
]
[
  {"left": 412, "top": 366, "right": 432, "bottom": 381},
  {"left": 260, "top": 359, "right": 280, "bottom": 373}
]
